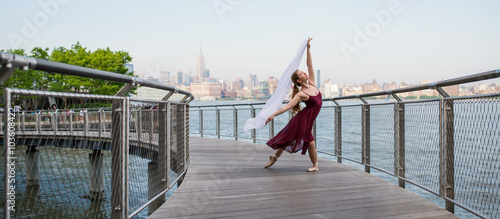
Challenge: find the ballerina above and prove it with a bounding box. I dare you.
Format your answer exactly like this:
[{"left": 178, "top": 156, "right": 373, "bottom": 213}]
[{"left": 264, "top": 37, "right": 322, "bottom": 172}]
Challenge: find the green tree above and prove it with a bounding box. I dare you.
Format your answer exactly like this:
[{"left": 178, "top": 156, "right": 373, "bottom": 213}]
[
  {"left": 1, "top": 42, "right": 136, "bottom": 109},
  {"left": 49, "top": 42, "right": 135, "bottom": 95}
]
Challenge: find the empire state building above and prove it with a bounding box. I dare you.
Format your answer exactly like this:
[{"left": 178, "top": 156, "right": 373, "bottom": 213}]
[{"left": 196, "top": 48, "right": 206, "bottom": 80}]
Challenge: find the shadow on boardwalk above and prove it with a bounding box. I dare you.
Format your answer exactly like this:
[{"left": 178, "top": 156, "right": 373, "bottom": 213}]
[{"left": 149, "top": 137, "right": 458, "bottom": 219}]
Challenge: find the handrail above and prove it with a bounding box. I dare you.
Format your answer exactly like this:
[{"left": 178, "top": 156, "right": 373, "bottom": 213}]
[
  {"left": 0, "top": 52, "right": 194, "bottom": 103},
  {"left": 323, "top": 69, "right": 499, "bottom": 101},
  {"left": 188, "top": 68, "right": 500, "bottom": 219},
  {"left": 2, "top": 88, "right": 190, "bottom": 218},
  {"left": 190, "top": 69, "right": 500, "bottom": 107}
]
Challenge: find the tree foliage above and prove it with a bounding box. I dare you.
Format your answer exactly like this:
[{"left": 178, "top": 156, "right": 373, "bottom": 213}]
[{"left": 1, "top": 42, "right": 136, "bottom": 109}]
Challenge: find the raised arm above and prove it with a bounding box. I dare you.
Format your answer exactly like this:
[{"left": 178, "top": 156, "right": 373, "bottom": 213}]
[
  {"left": 265, "top": 93, "right": 303, "bottom": 125},
  {"left": 306, "top": 37, "right": 315, "bottom": 86}
]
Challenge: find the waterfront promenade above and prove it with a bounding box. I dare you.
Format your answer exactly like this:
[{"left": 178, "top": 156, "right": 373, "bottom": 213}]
[{"left": 149, "top": 137, "right": 458, "bottom": 219}]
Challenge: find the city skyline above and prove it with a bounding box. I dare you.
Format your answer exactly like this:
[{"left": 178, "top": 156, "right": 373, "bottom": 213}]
[{"left": 1, "top": 1, "right": 499, "bottom": 85}]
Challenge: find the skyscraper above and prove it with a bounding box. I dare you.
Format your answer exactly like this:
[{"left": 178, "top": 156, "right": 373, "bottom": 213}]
[
  {"left": 160, "top": 71, "right": 170, "bottom": 83},
  {"left": 317, "top": 70, "right": 321, "bottom": 88},
  {"left": 196, "top": 48, "right": 206, "bottom": 79},
  {"left": 246, "top": 74, "right": 258, "bottom": 89},
  {"left": 203, "top": 69, "right": 210, "bottom": 79},
  {"left": 177, "top": 71, "right": 183, "bottom": 85}
]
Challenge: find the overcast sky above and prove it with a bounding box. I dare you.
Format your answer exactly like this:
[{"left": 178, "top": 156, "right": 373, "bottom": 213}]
[{"left": 1, "top": 0, "right": 499, "bottom": 85}]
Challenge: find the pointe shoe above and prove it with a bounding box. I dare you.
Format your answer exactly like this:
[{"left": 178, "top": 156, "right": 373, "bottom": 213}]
[
  {"left": 307, "top": 162, "right": 319, "bottom": 172},
  {"left": 264, "top": 155, "right": 278, "bottom": 168}
]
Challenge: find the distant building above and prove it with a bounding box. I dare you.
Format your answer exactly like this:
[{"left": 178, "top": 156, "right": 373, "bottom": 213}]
[
  {"left": 160, "top": 71, "right": 170, "bottom": 83},
  {"left": 316, "top": 70, "right": 321, "bottom": 88},
  {"left": 145, "top": 75, "right": 160, "bottom": 83},
  {"left": 267, "top": 77, "right": 278, "bottom": 95},
  {"left": 246, "top": 74, "right": 258, "bottom": 90},
  {"left": 183, "top": 73, "right": 193, "bottom": 86},
  {"left": 323, "top": 80, "right": 339, "bottom": 98},
  {"left": 177, "top": 71, "right": 183, "bottom": 85},
  {"left": 230, "top": 78, "right": 244, "bottom": 91},
  {"left": 362, "top": 79, "right": 380, "bottom": 93},
  {"left": 203, "top": 69, "right": 210, "bottom": 79},
  {"left": 258, "top": 80, "right": 269, "bottom": 98},
  {"left": 418, "top": 79, "right": 438, "bottom": 97},
  {"left": 191, "top": 82, "right": 222, "bottom": 99},
  {"left": 222, "top": 90, "right": 237, "bottom": 98},
  {"left": 196, "top": 48, "right": 206, "bottom": 79}
]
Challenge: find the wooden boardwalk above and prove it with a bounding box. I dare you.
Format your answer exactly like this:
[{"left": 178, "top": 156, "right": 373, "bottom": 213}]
[{"left": 149, "top": 137, "right": 458, "bottom": 219}]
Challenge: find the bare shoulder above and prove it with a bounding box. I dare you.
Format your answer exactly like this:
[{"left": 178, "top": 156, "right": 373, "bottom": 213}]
[{"left": 298, "top": 90, "right": 309, "bottom": 100}]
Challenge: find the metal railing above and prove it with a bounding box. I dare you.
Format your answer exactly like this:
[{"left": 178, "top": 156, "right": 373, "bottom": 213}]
[
  {"left": 0, "top": 52, "right": 192, "bottom": 219},
  {"left": 190, "top": 69, "right": 500, "bottom": 219}
]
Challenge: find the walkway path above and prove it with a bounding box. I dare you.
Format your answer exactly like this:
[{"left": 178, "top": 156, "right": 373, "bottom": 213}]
[{"left": 149, "top": 137, "right": 458, "bottom": 219}]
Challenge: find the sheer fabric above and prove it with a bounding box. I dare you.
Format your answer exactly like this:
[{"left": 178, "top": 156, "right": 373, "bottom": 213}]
[{"left": 244, "top": 40, "right": 307, "bottom": 132}]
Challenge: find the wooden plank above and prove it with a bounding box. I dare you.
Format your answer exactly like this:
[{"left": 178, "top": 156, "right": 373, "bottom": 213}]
[{"left": 149, "top": 137, "right": 458, "bottom": 219}]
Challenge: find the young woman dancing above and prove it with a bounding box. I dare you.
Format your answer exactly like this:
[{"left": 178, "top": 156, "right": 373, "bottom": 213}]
[{"left": 264, "top": 37, "right": 322, "bottom": 172}]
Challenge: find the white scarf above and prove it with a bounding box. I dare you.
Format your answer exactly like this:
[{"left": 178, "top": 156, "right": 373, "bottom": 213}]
[{"left": 244, "top": 40, "right": 307, "bottom": 132}]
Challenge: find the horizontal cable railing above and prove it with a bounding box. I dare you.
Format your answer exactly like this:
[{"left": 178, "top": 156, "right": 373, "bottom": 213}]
[
  {"left": 0, "top": 51, "right": 194, "bottom": 103},
  {"left": 190, "top": 69, "right": 500, "bottom": 219},
  {"left": 0, "top": 53, "right": 192, "bottom": 219}
]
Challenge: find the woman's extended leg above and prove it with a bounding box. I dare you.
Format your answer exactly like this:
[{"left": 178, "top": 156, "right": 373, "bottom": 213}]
[
  {"left": 275, "top": 148, "right": 285, "bottom": 158},
  {"left": 265, "top": 148, "right": 284, "bottom": 168},
  {"left": 307, "top": 141, "right": 318, "bottom": 172}
]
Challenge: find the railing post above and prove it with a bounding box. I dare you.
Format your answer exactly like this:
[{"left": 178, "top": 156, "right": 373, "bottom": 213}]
[
  {"left": 37, "top": 112, "right": 41, "bottom": 134},
  {"left": 395, "top": 101, "right": 405, "bottom": 188},
  {"left": 101, "top": 109, "right": 106, "bottom": 133},
  {"left": 362, "top": 103, "right": 370, "bottom": 173},
  {"left": 111, "top": 98, "right": 128, "bottom": 219},
  {"left": 183, "top": 104, "right": 188, "bottom": 170},
  {"left": 199, "top": 108, "right": 203, "bottom": 137},
  {"left": 443, "top": 98, "right": 455, "bottom": 213},
  {"left": 89, "top": 149, "right": 104, "bottom": 200},
  {"left": 21, "top": 112, "right": 26, "bottom": 132},
  {"left": 69, "top": 110, "right": 73, "bottom": 136},
  {"left": 216, "top": 107, "right": 220, "bottom": 139},
  {"left": 98, "top": 109, "right": 103, "bottom": 139},
  {"left": 334, "top": 102, "right": 342, "bottom": 163},
  {"left": 138, "top": 109, "right": 142, "bottom": 143},
  {"left": 151, "top": 102, "right": 169, "bottom": 214},
  {"left": 53, "top": 110, "right": 58, "bottom": 135},
  {"left": 84, "top": 109, "right": 89, "bottom": 136},
  {"left": 166, "top": 103, "right": 171, "bottom": 186},
  {"left": 150, "top": 107, "right": 154, "bottom": 147},
  {"left": 233, "top": 107, "right": 238, "bottom": 141},
  {"left": 16, "top": 111, "right": 21, "bottom": 132},
  {"left": 251, "top": 106, "right": 256, "bottom": 143},
  {"left": 4, "top": 88, "right": 12, "bottom": 219}
]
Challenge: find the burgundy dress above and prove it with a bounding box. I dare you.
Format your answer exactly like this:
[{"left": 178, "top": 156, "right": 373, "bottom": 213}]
[{"left": 267, "top": 87, "right": 322, "bottom": 155}]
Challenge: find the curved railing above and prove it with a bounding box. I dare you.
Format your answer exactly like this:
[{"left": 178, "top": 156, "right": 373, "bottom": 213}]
[
  {"left": 0, "top": 52, "right": 192, "bottom": 219},
  {"left": 190, "top": 69, "right": 500, "bottom": 219}
]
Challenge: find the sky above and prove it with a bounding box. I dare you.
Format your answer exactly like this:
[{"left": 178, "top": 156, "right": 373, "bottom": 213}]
[{"left": 1, "top": 0, "right": 500, "bottom": 85}]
